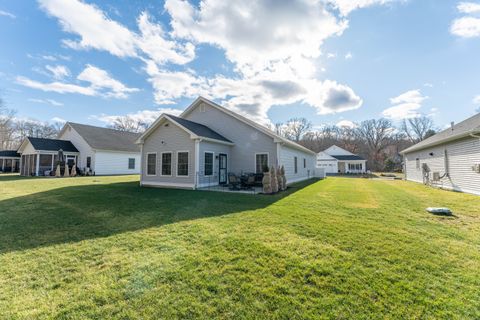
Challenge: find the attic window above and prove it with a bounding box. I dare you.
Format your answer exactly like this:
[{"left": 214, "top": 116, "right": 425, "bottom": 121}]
[{"left": 164, "top": 123, "right": 169, "bottom": 127}]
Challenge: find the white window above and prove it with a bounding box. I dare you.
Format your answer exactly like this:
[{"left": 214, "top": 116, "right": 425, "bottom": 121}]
[
  {"left": 303, "top": 158, "right": 306, "bottom": 168},
  {"left": 255, "top": 153, "right": 268, "bottom": 173},
  {"left": 416, "top": 158, "right": 420, "bottom": 170},
  {"left": 128, "top": 158, "right": 135, "bottom": 169},
  {"left": 161, "top": 152, "right": 172, "bottom": 176},
  {"left": 204, "top": 152, "right": 213, "bottom": 176},
  {"left": 147, "top": 153, "right": 156, "bottom": 176},
  {"left": 177, "top": 152, "right": 189, "bottom": 176},
  {"left": 294, "top": 156, "right": 298, "bottom": 174}
]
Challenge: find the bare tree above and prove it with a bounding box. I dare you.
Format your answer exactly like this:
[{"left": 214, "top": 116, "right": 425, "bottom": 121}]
[
  {"left": 401, "top": 116, "right": 435, "bottom": 143},
  {"left": 109, "top": 116, "right": 148, "bottom": 133},
  {"left": 355, "top": 118, "right": 393, "bottom": 170},
  {"left": 284, "top": 118, "right": 312, "bottom": 142},
  {"left": 0, "top": 96, "right": 17, "bottom": 150}
]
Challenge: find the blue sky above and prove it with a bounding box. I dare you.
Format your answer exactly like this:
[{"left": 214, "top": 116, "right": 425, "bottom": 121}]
[{"left": 0, "top": 0, "right": 479, "bottom": 130}]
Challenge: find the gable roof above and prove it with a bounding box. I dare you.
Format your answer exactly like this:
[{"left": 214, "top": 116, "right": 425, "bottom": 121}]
[
  {"left": 324, "top": 145, "right": 354, "bottom": 156},
  {"left": 166, "top": 115, "right": 232, "bottom": 143},
  {"left": 180, "top": 97, "right": 316, "bottom": 155},
  {"left": 316, "top": 151, "right": 337, "bottom": 161},
  {"left": 401, "top": 113, "right": 480, "bottom": 154},
  {"left": 331, "top": 155, "right": 365, "bottom": 161},
  {"left": 66, "top": 122, "right": 141, "bottom": 153},
  {"left": 0, "top": 150, "right": 20, "bottom": 158},
  {"left": 26, "top": 137, "right": 79, "bottom": 152},
  {"left": 137, "top": 114, "right": 234, "bottom": 145}
]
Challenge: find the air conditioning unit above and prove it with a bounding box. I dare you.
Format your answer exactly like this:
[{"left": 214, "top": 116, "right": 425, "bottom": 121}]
[
  {"left": 473, "top": 164, "right": 480, "bottom": 173},
  {"left": 432, "top": 172, "right": 440, "bottom": 181}
]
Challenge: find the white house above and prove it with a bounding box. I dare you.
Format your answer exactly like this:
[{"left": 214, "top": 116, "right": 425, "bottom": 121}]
[
  {"left": 136, "top": 97, "right": 317, "bottom": 189},
  {"left": 401, "top": 113, "right": 480, "bottom": 195},
  {"left": 316, "top": 145, "right": 367, "bottom": 174},
  {"left": 18, "top": 122, "right": 141, "bottom": 176}
]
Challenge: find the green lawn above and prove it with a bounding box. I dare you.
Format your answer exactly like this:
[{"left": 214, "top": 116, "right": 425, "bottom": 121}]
[{"left": 0, "top": 175, "right": 479, "bottom": 319}]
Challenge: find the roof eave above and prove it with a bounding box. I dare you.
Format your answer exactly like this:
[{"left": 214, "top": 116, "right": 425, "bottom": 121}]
[{"left": 401, "top": 129, "right": 480, "bottom": 154}]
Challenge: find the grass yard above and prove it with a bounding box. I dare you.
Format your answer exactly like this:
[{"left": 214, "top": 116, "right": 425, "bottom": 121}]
[{"left": 0, "top": 175, "right": 479, "bottom": 319}]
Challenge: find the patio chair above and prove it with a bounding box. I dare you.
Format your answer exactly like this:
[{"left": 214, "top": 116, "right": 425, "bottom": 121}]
[
  {"left": 228, "top": 173, "right": 241, "bottom": 190},
  {"left": 242, "top": 173, "right": 256, "bottom": 190}
]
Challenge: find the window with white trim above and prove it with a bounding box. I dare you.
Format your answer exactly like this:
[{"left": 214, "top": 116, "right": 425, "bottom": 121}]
[
  {"left": 147, "top": 153, "right": 156, "bottom": 175},
  {"left": 303, "top": 158, "right": 306, "bottom": 168},
  {"left": 416, "top": 158, "right": 420, "bottom": 170},
  {"left": 161, "top": 153, "right": 172, "bottom": 176},
  {"left": 204, "top": 152, "right": 213, "bottom": 176},
  {"left": 255, "top": 153, "right": 268, "bottom": 173},
  {"left": 294, "top": 156, "right": 298, "bottom": 174},
  {"left": 177, "top": 152, "right": 189, "bottom": 176},
  {"left": 128, "top": 158, "right": 135, "bottom": 169}
]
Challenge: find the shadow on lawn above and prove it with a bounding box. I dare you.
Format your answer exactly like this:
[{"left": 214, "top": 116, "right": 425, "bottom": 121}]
[{"left": 0, "top": 179, "right": 317, "bottom": 254}]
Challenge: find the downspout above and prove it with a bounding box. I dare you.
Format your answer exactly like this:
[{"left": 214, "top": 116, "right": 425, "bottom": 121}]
[{"left": 194, "top": 139, "right": 201, "bottom": 190}]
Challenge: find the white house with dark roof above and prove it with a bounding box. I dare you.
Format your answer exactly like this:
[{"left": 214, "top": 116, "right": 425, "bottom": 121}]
[
  {"left": 17, "top": 122, "right": 141, "bottom": 176},
  {"left": 316, "top": 145, "right": 366, "bottom": 174},
  {"left": 136, "top": 97, "right": 317, "bottom": 189},
  {"left": 401, "top": 113, "right": 480, "bottom": 195}
]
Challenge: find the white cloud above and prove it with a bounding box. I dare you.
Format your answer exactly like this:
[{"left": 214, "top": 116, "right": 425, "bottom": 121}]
[
  {"left": 451, "top": 16, "right": 480, "bottom": 37},
  {"left": 458, "top": 2, "right": 480, "bottom": 14},
  {"left": 451, "top": 2, "right": 480, "bottom": 38},
  {"left": 423, "top": 82, "right": 434, "bottom": 88},
  {"left": 39, "top": 0, "right": 138, "bottom": 57},
  {"left": 51, "top": 117, "right": 66, "bottom": 123},
  {"left": 46, "top": 65, "right": 70, "bottom": 79},
  {"left": 327, "top": 0, "right": 400, "bottom": 16},
  {"left": 382, "top": 89, "right": 428, "bottom": 120},
  {"left": 28, "top": 98, "right": 64, "bottom": 106},
  {"left": 94, "top": 107, "right": 182, "bottom": 125},
  {"left": 38, "top": 0, "right": 195, "bottom": 65},
  {"left": 474, "top": 95, "right": 480, "bottom": 104},
  {"left": 17, "top": 76, "right": 96, "bottom": 96},
  {"left": 38, "top": 0, "right": 401, "bottom": 123},
  {"left": 0, "top": 10, "right": 16, "bottom": 19},
  {"left": 345, "top": 52, "right": 353, "bottom": 59},
  {"left": 336, "top": 119, "right": 356, "bottom": 128},
  {"left": 77, "top": 65, "right": 139, "bottom": 99},
  {"left": 327, "top": 53, "right": 337, "bottom": 59},
  {"left": 17, "top": 65, "right": 138, "bottom": 99}
]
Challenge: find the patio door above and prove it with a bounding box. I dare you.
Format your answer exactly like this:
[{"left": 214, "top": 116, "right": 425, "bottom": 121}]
[{"left": 219, "top": 154, "right": 227, "bottom": 184}]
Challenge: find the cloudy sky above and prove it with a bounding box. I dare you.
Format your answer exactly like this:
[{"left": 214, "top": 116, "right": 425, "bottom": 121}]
[{"left": 0, "top": 0, "right": 479, "bottom": 129}]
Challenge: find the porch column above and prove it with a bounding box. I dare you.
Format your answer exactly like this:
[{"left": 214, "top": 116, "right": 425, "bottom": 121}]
[
  {"left": 1, "top": 159, "right": 4, "bottom": 172},
  {"left": 35, "top": 153, "right": 40, "bottom": 176},
  {"left": 51, "top": 154, "right": 55, "bottom": 171},
  {"left": 194, "top": 139, "right": 200, "bottom": 190}
]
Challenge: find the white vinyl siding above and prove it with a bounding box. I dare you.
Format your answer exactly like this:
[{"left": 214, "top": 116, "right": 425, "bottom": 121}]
[
  {"left": 279, "top": 144, "right": 316, "bottom": 184},
  {"left": 94, "top": 151, "right": 140, "bottom": 175},
  {"left": 404, "top": 136, "right": 480, "bottom": 195}
]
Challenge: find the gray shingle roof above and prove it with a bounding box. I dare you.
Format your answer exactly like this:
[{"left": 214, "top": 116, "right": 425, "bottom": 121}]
[
  {"left": 68, "top": 122, "right": 141, "bottom": 152},
  {"left": 0, "top": 150, "right": 20, "bottom": 158},
  {"left": 401, "top": 113, "right": 480, "bottom": 154},
  {"left": 331, "top": 155, "right": 365, "bottom": 161},
  {"left": 166, "top": 114, "right": 233, "bottom": 143},
  {"left": 27, "top": 137, "right": 79, "bottom": 152}
]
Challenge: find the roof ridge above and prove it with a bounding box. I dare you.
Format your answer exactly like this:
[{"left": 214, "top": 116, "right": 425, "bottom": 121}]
[{"left": 68, "top": 122, "right": 141, "bottom": 135}]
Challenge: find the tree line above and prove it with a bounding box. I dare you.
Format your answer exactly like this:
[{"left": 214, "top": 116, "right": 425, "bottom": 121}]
[{"left": 272, "top": 116, "right": 436, "bottom": 171}]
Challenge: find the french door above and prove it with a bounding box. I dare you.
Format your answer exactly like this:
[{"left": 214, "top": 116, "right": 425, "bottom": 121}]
[{"left": 219, "top": 154, "right": 227, "bottom": 184}]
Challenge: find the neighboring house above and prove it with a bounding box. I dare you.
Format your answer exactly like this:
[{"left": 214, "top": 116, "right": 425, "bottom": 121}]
[
  {"left": 401, "top": 113, "right": 480, "bottom": 195},
  {"left": 17, "top": 137, "right": 79, "bottom": 176},
  {"left": 0, "top": 150, "right": 20, "bottom": 173},
  {"left": 316, "top": 145, "right": 366, "bottom": 174},
  {"left": 136, "top": 97, "right": 317, "bottom": 189},
  {"left": 17, "top": 122, "right": 141, "bottom": 176}
]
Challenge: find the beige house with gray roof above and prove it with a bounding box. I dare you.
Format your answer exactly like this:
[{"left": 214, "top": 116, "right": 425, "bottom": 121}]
[{"left": 136, "top": 97, "right": 317, "bottom": 189}]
